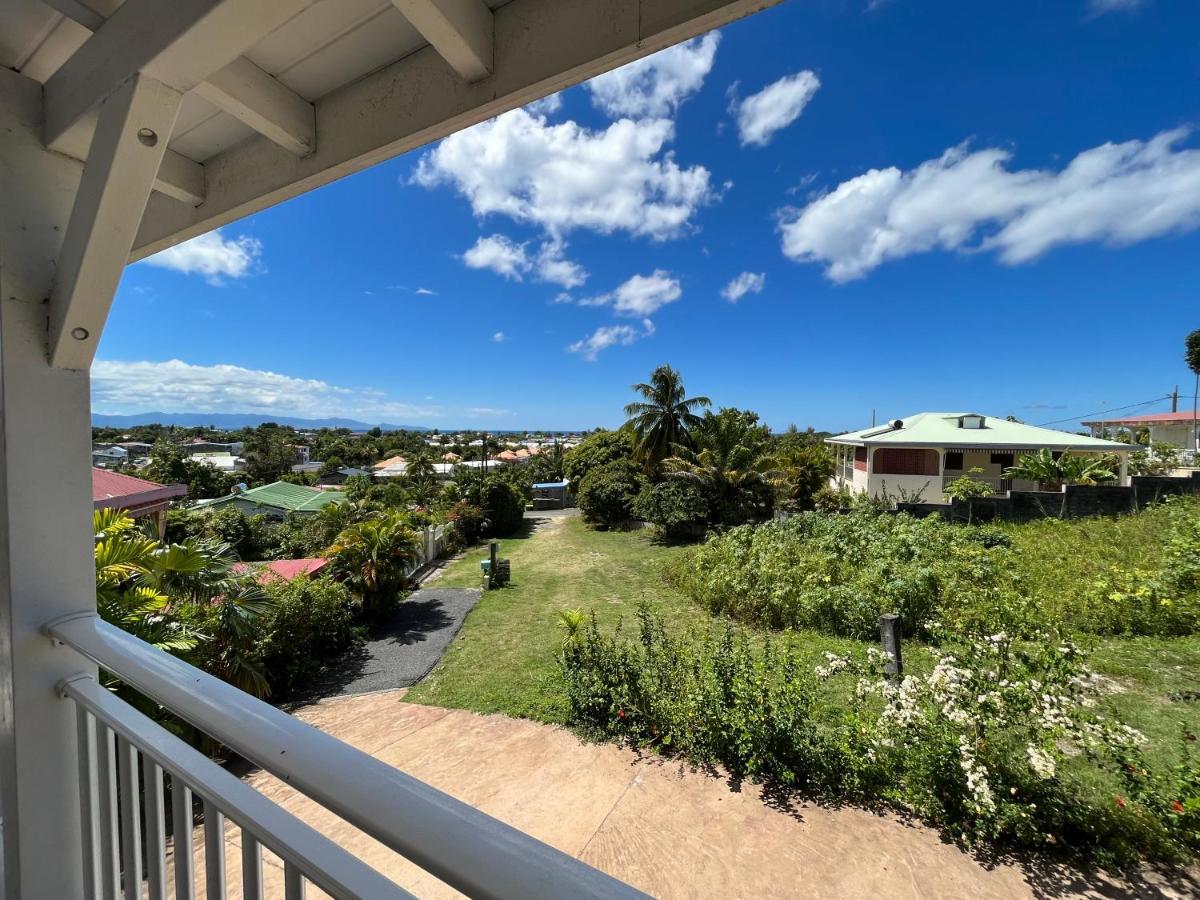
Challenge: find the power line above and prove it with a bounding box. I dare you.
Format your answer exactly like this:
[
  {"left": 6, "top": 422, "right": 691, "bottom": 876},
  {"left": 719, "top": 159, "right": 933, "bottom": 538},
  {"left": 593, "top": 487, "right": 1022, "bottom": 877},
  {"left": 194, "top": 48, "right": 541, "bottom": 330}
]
[{"left": 1035, "top": 394, "right": 1175, "bottom": 428}]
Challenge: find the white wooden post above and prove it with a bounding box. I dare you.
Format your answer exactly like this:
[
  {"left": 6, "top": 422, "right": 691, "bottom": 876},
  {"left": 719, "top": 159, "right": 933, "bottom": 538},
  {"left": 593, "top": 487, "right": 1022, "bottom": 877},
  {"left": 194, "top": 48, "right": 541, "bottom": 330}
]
[{"left": 0, "top": 67, "right": 98, "bottom": 897}]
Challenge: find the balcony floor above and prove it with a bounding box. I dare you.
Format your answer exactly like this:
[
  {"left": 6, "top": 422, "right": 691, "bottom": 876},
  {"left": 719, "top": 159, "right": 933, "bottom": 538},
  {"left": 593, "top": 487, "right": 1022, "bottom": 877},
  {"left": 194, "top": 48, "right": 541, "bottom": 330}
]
[{"left": 172, "top": 690, "right": 1192, "bottom": 898}]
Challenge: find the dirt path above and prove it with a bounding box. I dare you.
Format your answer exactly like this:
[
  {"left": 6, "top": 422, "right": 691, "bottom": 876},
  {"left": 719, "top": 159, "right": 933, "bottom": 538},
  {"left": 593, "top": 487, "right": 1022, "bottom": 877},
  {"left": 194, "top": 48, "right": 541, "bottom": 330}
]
[{"left": 187, "top": 691, "right": 1193, "bottom": 899}]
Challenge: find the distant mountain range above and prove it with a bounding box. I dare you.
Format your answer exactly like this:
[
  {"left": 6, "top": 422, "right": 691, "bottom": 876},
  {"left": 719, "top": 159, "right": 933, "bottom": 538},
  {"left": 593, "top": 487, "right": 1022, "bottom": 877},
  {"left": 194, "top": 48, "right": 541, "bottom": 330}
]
[{"left": 92, "top": 412, "right": 431, "bottom": 432}]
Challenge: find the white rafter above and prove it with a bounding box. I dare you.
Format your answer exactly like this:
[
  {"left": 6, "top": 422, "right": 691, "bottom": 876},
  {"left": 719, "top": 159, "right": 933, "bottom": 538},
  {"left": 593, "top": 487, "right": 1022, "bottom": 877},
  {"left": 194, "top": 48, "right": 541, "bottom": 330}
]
[
  {"left": 40, "top": 0, "right": 316, "bottom": 158},
  {"left": 49, "top": 73, "right": 182, "bottom": 370},
  {"left": 392, "top": 0, "right": 495, "bottom": 83},
  {"left": 43, "top": 0, "right": 314, "bottom": 154},
  {"left": 134, "top": 0, "right": 783, "bottom": 259}
]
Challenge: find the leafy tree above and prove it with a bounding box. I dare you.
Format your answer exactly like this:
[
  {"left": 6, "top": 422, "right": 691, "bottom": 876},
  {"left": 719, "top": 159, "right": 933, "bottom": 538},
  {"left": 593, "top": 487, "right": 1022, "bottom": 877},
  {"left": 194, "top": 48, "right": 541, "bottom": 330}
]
[
  {"left": 633, "top": 480, "right": 710, "bottom": 541},
  {"left": 242, "top": 425, "right": 295, "bottom": 484},
  {"left": 1187, "top": 328, "right": 1200, "bottom": 452},
  {"left": 142, "top": 439, "right": 239, "bottom": 500},
  {"left": 562, "top": 430, "right": 635, "bottom": 491},
  {"left": 577, "top": 460, "right": 647, "bottom": 528},
  {"left": 623, "top": 365, "right": 710, "bottom": 468},
  {"left": 480, "top": 478, "right": 525, "bottom": 536},
  {"left": 663, "top": 409, "right": 773, "bottom": 527},
  {"left": 326, "top": 512, "right": 420, "bottom": 618}
]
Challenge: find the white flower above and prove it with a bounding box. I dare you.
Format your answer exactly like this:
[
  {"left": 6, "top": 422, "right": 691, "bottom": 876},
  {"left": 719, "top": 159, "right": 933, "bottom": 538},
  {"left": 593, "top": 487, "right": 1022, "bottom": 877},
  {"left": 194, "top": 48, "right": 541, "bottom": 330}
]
[{"left": 1026, "top": 745, "right": 1057, "bottom": 779}]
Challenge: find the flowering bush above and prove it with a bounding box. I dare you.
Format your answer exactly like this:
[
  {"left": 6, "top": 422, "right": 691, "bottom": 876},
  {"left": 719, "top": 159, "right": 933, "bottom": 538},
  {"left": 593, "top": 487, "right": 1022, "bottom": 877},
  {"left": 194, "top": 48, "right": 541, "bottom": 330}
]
[{"left": 561, "top": 604, "right": 1200, "bottom": 865}]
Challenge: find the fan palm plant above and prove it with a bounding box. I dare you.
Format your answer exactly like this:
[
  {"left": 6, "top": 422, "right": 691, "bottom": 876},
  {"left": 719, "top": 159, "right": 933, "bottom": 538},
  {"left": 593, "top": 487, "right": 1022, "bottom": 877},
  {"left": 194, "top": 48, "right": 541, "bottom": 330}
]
[
  {"left": 94, "top": 510, "right": 273, "bottom": 696},
  {"left": 327, "top": 512, "right": 421, "bottom": 618},
  {"left": 624, "top": 365, "right": 710, "bottom": 469}
]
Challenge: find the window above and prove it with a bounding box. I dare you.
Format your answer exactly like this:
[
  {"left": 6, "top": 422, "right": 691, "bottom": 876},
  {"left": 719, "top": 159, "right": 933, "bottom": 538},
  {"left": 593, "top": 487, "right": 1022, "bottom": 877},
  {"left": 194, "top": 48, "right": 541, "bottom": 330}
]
[
  {"left": 960, "top": 415, "right": 986, "bottom": 429},
  {"left": 944, "top": 451, "right": 964, "bottom": 470},
  {"left": 990, "top": 452, "right": 1013, "bottom": 466},
  {"left": 873, "top": 448, "right": 939, "bottom": 476}
]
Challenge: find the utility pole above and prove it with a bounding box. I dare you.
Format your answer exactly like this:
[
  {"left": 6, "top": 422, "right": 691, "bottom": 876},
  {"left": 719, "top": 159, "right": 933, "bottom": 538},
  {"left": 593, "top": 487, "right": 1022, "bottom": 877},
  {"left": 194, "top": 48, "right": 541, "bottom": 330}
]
[{"left": 1172, "top": 386, "right": 1179, "bottom": 413}]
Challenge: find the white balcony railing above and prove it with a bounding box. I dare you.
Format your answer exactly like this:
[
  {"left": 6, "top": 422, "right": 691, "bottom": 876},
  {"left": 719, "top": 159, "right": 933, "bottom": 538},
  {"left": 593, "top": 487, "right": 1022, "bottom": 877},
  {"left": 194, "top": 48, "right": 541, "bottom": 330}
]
[{"left": 46, "top": 612, "right": 647, "bottom": 900}]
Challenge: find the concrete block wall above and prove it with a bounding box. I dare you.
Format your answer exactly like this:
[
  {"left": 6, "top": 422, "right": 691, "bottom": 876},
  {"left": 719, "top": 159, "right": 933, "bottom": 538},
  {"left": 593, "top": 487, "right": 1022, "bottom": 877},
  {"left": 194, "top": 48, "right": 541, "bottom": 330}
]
[{"left": 895, "top": 471, "right": 1200, "bottom": 524}]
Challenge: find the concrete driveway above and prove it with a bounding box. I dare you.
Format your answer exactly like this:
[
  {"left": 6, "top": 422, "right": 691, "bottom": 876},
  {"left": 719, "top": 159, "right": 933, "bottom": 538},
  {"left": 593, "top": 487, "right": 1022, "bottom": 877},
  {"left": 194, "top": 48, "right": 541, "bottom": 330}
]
[{"left": 182, "top": 691, "right": 1193, "bottom": 899}]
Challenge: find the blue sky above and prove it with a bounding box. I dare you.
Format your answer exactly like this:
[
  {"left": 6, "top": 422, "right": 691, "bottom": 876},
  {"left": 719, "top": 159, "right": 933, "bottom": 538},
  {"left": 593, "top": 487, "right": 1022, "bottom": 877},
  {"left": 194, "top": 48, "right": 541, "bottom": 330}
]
[{"left": 95, "top": 0, "right": 1200, "bottom": 432}]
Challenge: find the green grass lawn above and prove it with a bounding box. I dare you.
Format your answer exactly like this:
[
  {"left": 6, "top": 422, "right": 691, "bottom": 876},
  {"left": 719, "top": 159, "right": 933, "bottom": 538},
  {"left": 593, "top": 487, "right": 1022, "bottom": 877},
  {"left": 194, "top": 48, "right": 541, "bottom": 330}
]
[{"left": 408, "top": 513, "right": 1200, "bottom": 767}]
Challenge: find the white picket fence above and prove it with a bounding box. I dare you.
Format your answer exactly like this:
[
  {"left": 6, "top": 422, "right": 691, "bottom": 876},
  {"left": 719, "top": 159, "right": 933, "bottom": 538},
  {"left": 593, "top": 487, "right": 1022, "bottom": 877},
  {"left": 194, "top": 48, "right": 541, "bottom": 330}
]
[{"left": 405, "top": 523, "right": 452, "bottom": 581}]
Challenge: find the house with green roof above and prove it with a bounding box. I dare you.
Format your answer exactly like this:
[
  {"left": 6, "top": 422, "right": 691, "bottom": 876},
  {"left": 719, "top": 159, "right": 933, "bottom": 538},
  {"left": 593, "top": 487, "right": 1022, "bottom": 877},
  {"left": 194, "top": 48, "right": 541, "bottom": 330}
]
[
  {"left": 195, "top": 481, "right": 346, "bottom": 518},
  {"left": 826, "top": 412, "right": 1131, "bottom": 503}
]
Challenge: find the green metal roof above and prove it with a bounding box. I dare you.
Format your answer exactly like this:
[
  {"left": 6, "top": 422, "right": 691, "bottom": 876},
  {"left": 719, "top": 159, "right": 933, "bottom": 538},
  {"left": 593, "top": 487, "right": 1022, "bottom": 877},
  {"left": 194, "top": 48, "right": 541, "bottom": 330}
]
[
  {"left": 827, "top": 412, "right": 1131, "bottom": 451},
  {"left": 204, "top": 481, "right": 346, "bottom": 512}
]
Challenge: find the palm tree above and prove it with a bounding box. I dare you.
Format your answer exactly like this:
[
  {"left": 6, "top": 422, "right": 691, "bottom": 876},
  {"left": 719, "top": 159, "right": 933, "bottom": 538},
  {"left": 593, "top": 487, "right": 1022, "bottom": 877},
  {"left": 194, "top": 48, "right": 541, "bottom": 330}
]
[
  {"left": 624, "top": 365, "right": 710, "bottom": 468},
  {"left": 94, "top": 509, "right": 273, "bottom": 696},
  {"left": 663, "top": 410, "right": 771, "bottom": 526},
  {"left": 326, "top": 512, "right": 421, "bottom": 618},
  {"left": 405, "top": 453, "right": 438, "bottom": 504},
  {"left": 1186, "top": 329, "right": 1200, "bottom": 454}
]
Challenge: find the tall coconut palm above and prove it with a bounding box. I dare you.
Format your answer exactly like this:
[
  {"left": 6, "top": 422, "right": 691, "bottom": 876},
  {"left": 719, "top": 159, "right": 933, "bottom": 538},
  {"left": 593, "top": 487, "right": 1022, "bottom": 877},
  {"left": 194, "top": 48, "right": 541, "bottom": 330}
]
[
  {"left": 1186, "top": 329, "right": 1200, "bottom": 454},
  {"left": 624, "top": 365, "right": 710, "bottom": 468}
]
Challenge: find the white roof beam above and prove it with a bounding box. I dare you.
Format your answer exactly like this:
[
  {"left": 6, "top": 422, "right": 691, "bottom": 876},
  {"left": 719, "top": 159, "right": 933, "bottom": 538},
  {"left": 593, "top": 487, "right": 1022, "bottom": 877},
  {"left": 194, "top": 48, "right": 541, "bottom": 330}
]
[
  {"left": 52, "top": 112, "right": 206, "bottom": 206},
  {"left": 43, "top": 0, "right": 314, "bottom": 153},
  {"left": 44, "top": 0, "right": 316, "bottom": 159},
  {"left": 133, "top": 0, "right": 783, "bottom": 260},
  {"left": 49, "top": 73, "right": 182, "bottom": 370},
  {"left": 194, "top": 58, "right": 315, "bottom": 157},
  {"left": 392, "top": 0, "right": 494, "bottom": 83}
]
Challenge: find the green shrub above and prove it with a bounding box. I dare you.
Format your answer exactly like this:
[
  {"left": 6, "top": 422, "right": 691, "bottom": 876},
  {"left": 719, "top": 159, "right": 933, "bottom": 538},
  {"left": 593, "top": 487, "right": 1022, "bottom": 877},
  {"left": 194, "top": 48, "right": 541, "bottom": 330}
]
[
  {"left": 577, "top": 460, "right": 647, "bottom": 529},
  {"left": 255, "top": 576, "right": 361, "bottom": 697},
  {"left": 632, "top": 480, "right": 710, "bottom": 541},
  {"left": 562, "top": 605, "right": 1200, "bottom": 866},
  {"left": 1000, "top": 498, "right": 1200, "bottom": 635},
  {"left": 447, "top": 501, "right": 486, "bottom": 546},
  {"left": 481, "top": 478, "right": 525, "bottom": 537},
  {"left": 563, "top": 430, "right": 635, "bottom": 492},
  {"left": 672, "top": 508, "right": 1028, "bottom": 639}
]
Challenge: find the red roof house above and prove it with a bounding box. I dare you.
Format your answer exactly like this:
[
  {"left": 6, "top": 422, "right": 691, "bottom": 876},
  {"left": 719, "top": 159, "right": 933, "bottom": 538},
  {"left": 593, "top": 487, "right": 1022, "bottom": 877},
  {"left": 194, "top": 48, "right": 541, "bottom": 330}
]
[
  {"left": 232, "top": 558, "right": 330, "bottom": 585},
  {"left": 92, "top": 468, "right": 187, "bottom": 535}
]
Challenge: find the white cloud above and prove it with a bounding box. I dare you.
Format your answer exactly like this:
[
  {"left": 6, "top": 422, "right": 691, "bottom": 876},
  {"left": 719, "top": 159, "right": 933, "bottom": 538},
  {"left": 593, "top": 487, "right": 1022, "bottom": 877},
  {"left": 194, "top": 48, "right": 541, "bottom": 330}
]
[
  {"left": 415, "top": 287, "right": 438, "bottom": 296},
  {"left": 461, "top": 235, "right": 587, "bottom": 288},
  {"left": 1089, "top": 0, "right": 1143, "bottom": 13},
  {"left": 413, "top": 108, "right": 715, "bottom": 241},
  {"left": 586, "top": 34, "right": 720, "bottom": 119},
  {"left": 779, "top": 128, "right": 1200, "bottom": 282},
  {"left": 579, "top": 270, "right": 682, "bottom": 317},
  {"left": 91, "top": 359, "right": 440, "bottom": 421},
  {"left": 492, "top": 331, "right": 507, "bottom": 343},
  {"left": 721, "top": 271, "right": 765, "bottom": 302},
  {"left": 141, "top": 230, "right": 262, "bottom": 285},
  {"left": 734, "top": 71, "right": 821, "bottom": 147},
  {"left": 568, "top": 319, "right": 656, "bottom": 362},
  {"left": 526, "top": 92, "right": 562, "bottom": 116},
  {"left": 534, "top": 238, "right": 588, "bottom": 288},
  {"left": 463, "top": 235, "right": 529, "bottom": 280}
]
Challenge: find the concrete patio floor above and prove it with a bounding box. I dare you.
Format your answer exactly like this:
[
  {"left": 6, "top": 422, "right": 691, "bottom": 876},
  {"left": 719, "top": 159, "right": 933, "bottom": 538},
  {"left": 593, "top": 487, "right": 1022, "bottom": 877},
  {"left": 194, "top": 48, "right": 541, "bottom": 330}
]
[{"left": 179, "top": 690, "right": 1193, "bottom": 899}]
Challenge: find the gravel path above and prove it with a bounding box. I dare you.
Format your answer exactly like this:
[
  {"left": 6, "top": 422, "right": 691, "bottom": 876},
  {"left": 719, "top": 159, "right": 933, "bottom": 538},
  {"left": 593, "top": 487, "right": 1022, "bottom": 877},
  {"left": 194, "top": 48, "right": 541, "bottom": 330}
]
[{"left": 308, "top": 587, "right": 482, "bottom": 698}]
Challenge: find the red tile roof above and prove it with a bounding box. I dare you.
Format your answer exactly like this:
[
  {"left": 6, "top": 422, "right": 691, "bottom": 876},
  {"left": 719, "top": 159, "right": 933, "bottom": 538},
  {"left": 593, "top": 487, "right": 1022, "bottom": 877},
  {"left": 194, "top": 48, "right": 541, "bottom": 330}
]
[
  {"left": 232, "top": 558, "right": 329, "bottom": 584},
  {"left": 92, "top": 468, "right": 187, "bottom": 510}
]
